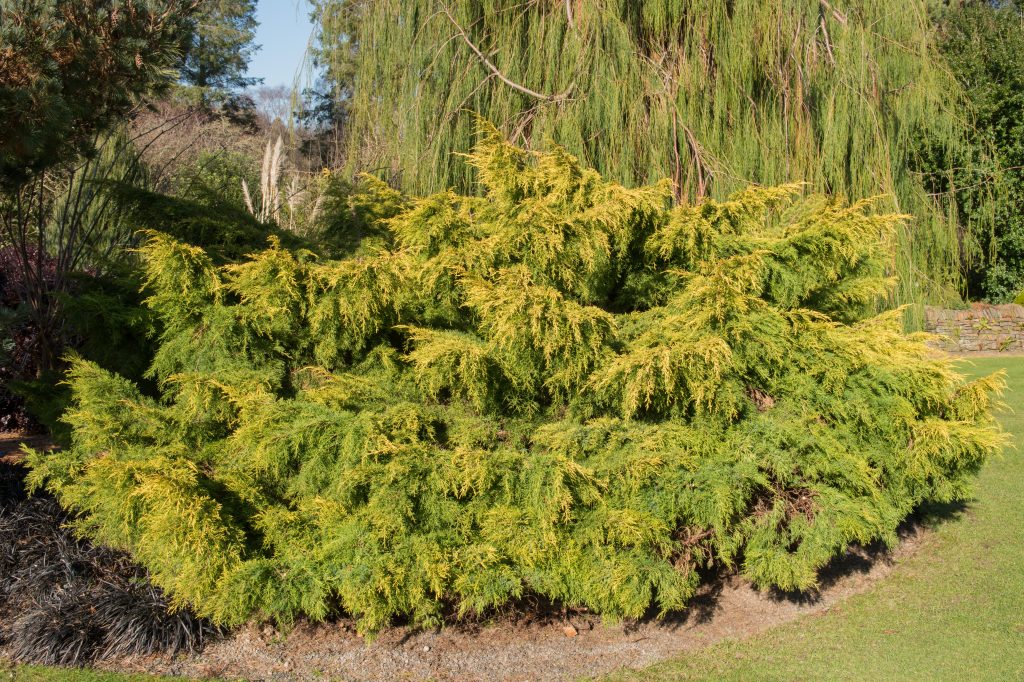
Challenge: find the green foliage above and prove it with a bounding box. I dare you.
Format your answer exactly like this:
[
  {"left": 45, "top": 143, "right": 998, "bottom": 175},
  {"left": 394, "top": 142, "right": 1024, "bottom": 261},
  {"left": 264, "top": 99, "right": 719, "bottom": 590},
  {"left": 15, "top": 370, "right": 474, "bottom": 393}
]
[
  {"left": 308, "top": 2, "right": 361, "bottom": 100},
  {"left": 316, "top": 173, "right": 407, "bottom": 256},
  {"left": 0, "top": 128, "right": 156, "bottom": 427},
  {"left": 2, "top": 259, "right": 156, "bottom": 440},
  {"left": 925, "top": 1, "right": 1024, "bottom": 302},
  {"left": 106, "top": 183, "right": 307, "bottom": 264},
  {"left": 0, "top": 0, "right": 196, "bottom": 188},
  {"left": 179, "top": 0, "right": 260, "bottom": 92},
  {"left": 16, "top": 266, "right": 156, "bottom": 440},
  {"left": 29, "top": 127, "right": 1006, "bottom": 636},
  {"left": 171, "top": 149, "right": 257, "bottom": 210},
  {"left": 610, "top": 356, "right": 1024, "bottom": 681},
  {"left": 337, "top": 0, "right": 980, "bottom": 313}
]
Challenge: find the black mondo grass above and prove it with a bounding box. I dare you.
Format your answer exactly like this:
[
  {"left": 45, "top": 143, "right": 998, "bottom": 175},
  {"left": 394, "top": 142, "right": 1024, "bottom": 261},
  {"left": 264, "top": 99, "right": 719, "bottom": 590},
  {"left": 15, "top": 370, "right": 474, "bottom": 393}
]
[
  {"left": 1, "top": 498, "right": 87, "bottom": 588},
  {"left": 94, "top": 582, "right": 218, "bottom": 658},
  {"left": 9, "top": 585, "right": 106, "bottom": 666},
  {"left": 0, "top": 477, "right": 215, "bottom": 665},
  {"left": 0, "top": 459, "right": 27, "bottom": 510}
]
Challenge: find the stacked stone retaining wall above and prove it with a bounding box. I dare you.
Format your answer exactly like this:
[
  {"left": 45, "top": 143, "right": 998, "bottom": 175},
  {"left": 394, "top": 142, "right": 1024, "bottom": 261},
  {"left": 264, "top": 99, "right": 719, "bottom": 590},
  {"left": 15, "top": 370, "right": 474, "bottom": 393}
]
[{"left": 924, "top": 304, "right": 1024, "bottom": 353}]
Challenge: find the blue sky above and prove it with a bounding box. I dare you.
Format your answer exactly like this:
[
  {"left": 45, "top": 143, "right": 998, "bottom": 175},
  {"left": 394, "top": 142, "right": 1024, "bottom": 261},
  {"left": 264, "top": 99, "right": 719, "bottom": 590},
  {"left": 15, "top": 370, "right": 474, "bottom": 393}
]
[{"left": 247, "top": 1, "right": 315, "bottom": 89}]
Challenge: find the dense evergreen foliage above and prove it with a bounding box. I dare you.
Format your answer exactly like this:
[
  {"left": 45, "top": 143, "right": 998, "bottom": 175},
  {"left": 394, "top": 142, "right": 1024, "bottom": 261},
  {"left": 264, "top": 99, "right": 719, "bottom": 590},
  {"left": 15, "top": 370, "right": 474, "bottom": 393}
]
[
  {"left": 0, "top": 0, "right": 197, "bottom": 187},
  {"left": 1, "top": 0, "right": 200, "bottom": 416},
  {"left": 335, "top": 0, "right": 982, "bottom": 314},
  {"left": 107, "top": 182, "right": 308, "bottom": 264},
  {"left": 306, "top": 0, "right": 363, "bottom": 126},
  {"left": 179, "top": 0, "right": 261, "bottom": 92},
  {"left": 28, "top": 128, "right": 1005, "bottom": 635}
]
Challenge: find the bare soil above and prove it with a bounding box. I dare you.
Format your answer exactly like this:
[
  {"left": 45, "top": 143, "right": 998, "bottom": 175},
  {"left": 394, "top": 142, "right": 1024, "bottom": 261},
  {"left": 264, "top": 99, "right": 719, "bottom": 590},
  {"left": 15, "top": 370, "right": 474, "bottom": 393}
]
[{"left": 0, "top": 431, "right": 54, "bottom": 463}]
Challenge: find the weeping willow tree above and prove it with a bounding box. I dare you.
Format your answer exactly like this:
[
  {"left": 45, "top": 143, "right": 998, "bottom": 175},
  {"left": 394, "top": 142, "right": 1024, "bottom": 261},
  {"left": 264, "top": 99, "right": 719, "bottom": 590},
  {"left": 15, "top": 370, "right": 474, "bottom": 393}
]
[{"left": 333, "top": 0, "right": 978, "bottom": 316}]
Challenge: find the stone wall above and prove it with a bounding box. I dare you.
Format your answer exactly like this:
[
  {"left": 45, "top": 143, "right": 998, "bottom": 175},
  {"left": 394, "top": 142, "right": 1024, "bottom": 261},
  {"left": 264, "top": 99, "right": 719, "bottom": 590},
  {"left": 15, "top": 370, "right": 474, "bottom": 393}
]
[{"left": 924, "top": 304, "right": 1024, "bottom": 353}]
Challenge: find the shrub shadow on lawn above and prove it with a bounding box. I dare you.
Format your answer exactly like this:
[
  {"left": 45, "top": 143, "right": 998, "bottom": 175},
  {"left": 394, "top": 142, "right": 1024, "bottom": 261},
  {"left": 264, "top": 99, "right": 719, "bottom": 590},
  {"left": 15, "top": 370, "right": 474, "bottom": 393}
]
[
  {"left": 629, "top": 501, "right": 965, "bottom": 628},
  {"left": 767, "top": 502, "right": 967, "bottom": 607}
]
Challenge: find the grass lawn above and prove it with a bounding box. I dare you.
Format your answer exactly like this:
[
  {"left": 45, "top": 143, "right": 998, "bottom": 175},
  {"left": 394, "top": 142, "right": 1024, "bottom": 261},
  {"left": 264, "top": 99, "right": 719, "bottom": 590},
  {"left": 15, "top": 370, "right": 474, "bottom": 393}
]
[
  {"left": 3, "top": 357, "right": 1022, "bottom": 682},
  {"left": 608, "top": 355, "right": 1024, "bottom": 681},
  {"left": 0, "top": 663, "right": 183, "bottom": 682}
]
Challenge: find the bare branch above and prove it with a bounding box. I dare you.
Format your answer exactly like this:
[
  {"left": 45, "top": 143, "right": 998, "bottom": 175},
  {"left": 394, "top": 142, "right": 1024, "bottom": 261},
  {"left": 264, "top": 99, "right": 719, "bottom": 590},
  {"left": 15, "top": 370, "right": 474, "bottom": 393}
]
[
  {"left": 439, "top": 2, "right": 574, "bottom": 103},
  {"left": 683, "top": 125, "right": 711, "bottom": 201},
  {"left": 671, "top": 110, "right": 683, "bottom": 204},
  {"left": 819, "top": 0, "right": 848, "bottom": 26}
]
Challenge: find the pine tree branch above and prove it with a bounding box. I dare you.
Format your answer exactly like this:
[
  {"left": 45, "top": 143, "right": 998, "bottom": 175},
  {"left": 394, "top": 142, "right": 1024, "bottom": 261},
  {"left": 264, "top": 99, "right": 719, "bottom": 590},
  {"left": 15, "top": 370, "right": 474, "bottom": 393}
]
[{"left": 439, "top": 2, "right": 575, "bottom": 103}]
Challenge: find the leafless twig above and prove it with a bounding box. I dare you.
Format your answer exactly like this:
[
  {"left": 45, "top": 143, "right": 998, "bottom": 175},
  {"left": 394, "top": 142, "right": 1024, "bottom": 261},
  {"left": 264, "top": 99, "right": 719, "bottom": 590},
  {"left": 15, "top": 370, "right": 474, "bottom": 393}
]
[
  {"left": 820, "top": 0, "right": 848, "bottom": 26},
  {"left": 439, "top": 2, "right": 575, "bottom": 103},
  {"left": 683, "top": 125, "right": 711, "bottom": 200}
]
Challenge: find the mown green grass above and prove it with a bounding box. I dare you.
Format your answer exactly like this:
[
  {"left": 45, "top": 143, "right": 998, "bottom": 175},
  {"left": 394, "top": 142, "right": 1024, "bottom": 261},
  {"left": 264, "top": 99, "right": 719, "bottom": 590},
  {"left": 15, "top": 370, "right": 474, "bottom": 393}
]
[
  {"left": 0, "top": 662, "right": 181, "bottom": 682},
  {"left": 608, "top": 355, "right": 1024, "bottom": 681},
  {"left": 4, "top": 358, "right": 1022, "bottom": 682}
]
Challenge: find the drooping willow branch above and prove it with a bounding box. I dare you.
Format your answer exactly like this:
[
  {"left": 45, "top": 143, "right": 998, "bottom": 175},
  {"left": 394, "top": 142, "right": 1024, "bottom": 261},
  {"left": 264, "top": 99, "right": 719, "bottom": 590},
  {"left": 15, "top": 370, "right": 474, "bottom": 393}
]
[
  {"left": 438, "top": 2, "right": 575, "bottom": 103},
  {"left": 344, "top": 0, "right": 981, "bottom": 317}
]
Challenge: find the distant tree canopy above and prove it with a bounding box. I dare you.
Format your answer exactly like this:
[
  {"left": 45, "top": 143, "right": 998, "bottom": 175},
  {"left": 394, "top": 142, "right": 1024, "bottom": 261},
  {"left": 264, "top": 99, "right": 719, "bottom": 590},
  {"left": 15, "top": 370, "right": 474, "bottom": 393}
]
[
  {"left": 179, "top": 0, "right": 261, "bottom": 92},
  {"left": 328, "top": 0, "right": 983, "bottom": 313},
  {"left": 301, "top": 0, "right": 364, "bottom": 136},
  {"left": 927, "top": 0, "right": 1024, "bottom": 302},
  {"left": 0, "top": 0, "right": 198, "bottom": 187}
]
